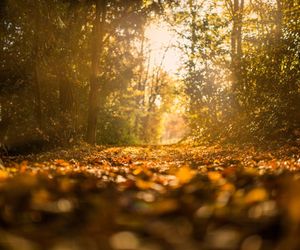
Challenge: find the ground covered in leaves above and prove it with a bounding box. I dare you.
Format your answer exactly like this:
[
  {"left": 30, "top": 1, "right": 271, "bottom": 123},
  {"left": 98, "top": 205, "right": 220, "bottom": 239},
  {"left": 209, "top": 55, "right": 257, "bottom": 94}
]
[{"left": 1, "top": 144, "right": 300, "bottom": 250}]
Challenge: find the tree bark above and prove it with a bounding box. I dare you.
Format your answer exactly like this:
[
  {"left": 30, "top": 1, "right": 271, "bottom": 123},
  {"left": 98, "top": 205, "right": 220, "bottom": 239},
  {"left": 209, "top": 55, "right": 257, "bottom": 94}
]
[
  {"left": 0, "top": 0, "right": 10, "bottom": 148},
  {"left": 231, "top": 0, "right": 244, "bottom": 95},
  {"left": 134, "top": 32, "right": 146, "bottom": 136},
  {"left": 237, "top": 0, "right": 244, "bottom": 59},
  {"left": 188, "top": 0, "right": 196, "bottom": 73},
  {"left": 275, "top": 0, "right": 283, "bottom": 41},
  {"left": 58, "top": 3, "right": 77, "bottom": 114},
  {"left": 33, "top": 0, "right": 42, "bottom": 129},
  {"left": 59, "top": 76, "right": 74, "bottom": 112},
  {"left": 86, "top": 0, "right": 107, "bottom": 144},
  {"left": 231, "top": 0, "right": 238, "bottom": 65}
]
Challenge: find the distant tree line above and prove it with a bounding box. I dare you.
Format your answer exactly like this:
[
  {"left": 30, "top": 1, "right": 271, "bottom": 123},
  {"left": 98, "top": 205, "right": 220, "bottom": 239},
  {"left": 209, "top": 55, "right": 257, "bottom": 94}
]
[
  {"left": 169, "top": 0, "right": 300, "bottom": 143},
  {"left": 0, "top": 0, "right": 177, "bottom": 153}
]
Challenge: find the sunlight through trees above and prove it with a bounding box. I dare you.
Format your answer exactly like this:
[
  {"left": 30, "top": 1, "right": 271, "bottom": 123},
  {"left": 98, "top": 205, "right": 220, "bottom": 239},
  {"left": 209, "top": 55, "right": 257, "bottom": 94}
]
[
  {"left": 1, "top": 1, "right": 300, "bottom": 250},
  {"left": 0, "top": 0, "right": 299, "bottom": 151}
]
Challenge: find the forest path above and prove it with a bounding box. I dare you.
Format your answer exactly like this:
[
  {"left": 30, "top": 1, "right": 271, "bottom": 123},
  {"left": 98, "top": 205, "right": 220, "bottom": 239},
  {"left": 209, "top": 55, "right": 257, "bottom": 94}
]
[{"left": 1, "top": 144, "right": 300, "bottom": 250}]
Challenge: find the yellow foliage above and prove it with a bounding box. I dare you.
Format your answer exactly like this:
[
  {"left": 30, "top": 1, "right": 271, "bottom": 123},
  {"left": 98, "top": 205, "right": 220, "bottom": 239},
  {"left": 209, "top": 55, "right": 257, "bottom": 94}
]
[
  {"left": 146, "top": 199, "right": 179, "bottom": 215},
  {"left": 0, "top": 170, "right": 9, "bottom": 180},
  {"left": 175, "top": 166, "right": 195, "bottom": 184},
  {"left": 208, "top": 171, "right": 222, "bottom": 182},
  {"left": 136, "top": 179, "right": 153, "bottom": 190},
  {"left": 244, "top": 188, "right": 268, "bottom": 204}
]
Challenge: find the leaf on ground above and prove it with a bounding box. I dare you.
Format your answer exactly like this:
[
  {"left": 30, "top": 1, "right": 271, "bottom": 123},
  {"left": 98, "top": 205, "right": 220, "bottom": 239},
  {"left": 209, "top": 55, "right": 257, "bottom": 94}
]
[
  {"left": 0, "top": 170, "right": 9, "bottom": 180},
  {"left": 175, "top": 166, "right": 195, "bottom": 184},
  {"left": 244, "top": 188, "right": 268, "bottom": 204}
]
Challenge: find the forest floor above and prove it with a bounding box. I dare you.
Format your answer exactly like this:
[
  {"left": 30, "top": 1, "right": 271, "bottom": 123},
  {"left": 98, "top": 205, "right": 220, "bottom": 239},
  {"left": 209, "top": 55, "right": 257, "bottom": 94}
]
[{"left": 1, "top": 144, "right": 300, "bottom": 250}]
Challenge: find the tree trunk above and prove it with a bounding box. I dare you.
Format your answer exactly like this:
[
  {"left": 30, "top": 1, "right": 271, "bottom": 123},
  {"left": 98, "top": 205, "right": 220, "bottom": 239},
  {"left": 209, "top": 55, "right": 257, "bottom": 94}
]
[
  {"left": 86, "top": 0, "right": 107, "bottom": 144},
  {"left": 58, "top": 2, "right": 82, "bottom": 139},
  {"left": 33, "top": 0, "right": 42, "bottom": 129},
  {"left": 275, "top": 0, "right": 283, "bottom": 41},
  {"left": 230, "top": 0, "right": 244, "bottom": 63},
  {"left": 0, "top": 97, "right": 10, "bottom": 146},
  {"left": 237, "top": 0, "right": 244, "bottom": 59},
  {"left": 134, "top": 32, "right": 146, "bottom": 137},
  {"left": 0, "top": 0, "right": 10, "bottom": 148},
  {"left": 188, "top": 0, "right": 196, "bottom": 73},
  {"left": 59, "top": 76, "right": 74, "bottom": 112},
  {"left": 231, "top": 0, "right": 244, "bottom": 96},
  {"left": 231, "top": 0, "right": 238, "bottom": 65}
]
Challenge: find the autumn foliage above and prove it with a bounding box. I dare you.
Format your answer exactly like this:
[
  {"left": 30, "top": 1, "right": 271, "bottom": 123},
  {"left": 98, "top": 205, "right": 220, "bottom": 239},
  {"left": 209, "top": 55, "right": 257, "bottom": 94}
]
[{"left": 0, "top": 144, "right": 300, "bottom": 249}]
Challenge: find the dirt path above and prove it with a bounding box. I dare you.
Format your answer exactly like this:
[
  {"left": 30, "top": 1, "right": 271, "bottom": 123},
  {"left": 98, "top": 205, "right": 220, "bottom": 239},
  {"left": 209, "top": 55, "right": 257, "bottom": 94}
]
[{"left": 1, "top": 145, "right": 300, "bottom": 250}]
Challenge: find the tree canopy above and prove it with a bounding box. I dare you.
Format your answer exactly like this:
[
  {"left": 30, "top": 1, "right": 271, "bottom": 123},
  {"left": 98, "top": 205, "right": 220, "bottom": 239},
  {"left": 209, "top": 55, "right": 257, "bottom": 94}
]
[{"left": 0, "top": 0, "right": 299, "bottom": 151}]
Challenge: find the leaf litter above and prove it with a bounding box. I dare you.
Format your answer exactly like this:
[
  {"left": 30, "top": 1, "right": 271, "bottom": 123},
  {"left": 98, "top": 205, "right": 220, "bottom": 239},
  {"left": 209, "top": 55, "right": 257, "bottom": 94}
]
[{"left": 0, "top": 144, "right": 300, "bottom": 250}]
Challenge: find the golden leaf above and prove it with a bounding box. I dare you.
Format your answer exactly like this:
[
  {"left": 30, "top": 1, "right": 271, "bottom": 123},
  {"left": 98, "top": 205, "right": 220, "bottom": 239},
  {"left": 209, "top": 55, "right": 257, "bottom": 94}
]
[
  {"left": 136, "top": 179, "right": 153, "bottom": 190},
  {"left": 244, "top": 188, "right": 268, "bottom": 204},
  {"left": 208, "top": 171, "right": 222, "bottom": 182},
  {"left": 175, "top": 166, "right": 195, "bottom": 184},
  {"left": 0, "top": 170, "right": 9, "bottom": 180}
]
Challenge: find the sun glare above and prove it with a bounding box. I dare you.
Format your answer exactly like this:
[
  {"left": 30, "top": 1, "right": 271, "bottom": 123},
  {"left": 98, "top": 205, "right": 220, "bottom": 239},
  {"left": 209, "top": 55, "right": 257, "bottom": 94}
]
[{"left": 145, "top": 22, "right": 181, "bottom": 75}]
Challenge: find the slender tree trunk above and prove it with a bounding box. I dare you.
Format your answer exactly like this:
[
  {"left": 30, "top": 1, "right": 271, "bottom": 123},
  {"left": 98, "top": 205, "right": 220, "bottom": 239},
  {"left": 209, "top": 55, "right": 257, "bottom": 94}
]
[
  {"left": 59, "top": 76, "right": 73, "bottom": 112},
  {"left": 275, "top": 0, "right": 283, "bottom": 41},
  {"left": 188, "top": 0, "right": 196, "bottom": 73},
  {"left": 33, "top": 1, "right": 42, "bottom": 129},
  {"left": 237, "top": 0, "right": 244, "bottom": 59},
  {"left": 137, "top": 33, "right": 145, "bottom": 91},
  {"left": 134, "top": 32, "right": 146, "bottom": 137},
  {"left": 187, "top": 0, "right": 199, "bottom": 115},
  {"left": 0, "top": 1, "right": 6, "bottom": 123},
  {"left": 231, "top": 0, "right": 244, "bottom": 98},
  {"left": 58, "top": 4, "right": 75, "bottom": 118},
  {"left": 231, "top": 0, "right": 238, "bottom": 65},
  {"left": 86, "top": 0, "right": 107, "bottom": 144},
  {"left": 59, "top": 2, "right": 82, "bottom": 139},
  {"left": 0, "top": 0, "right": 10, "bottom": 148},
  {"left": 0, "top": 97, "right": 10, "bottom": 146}
]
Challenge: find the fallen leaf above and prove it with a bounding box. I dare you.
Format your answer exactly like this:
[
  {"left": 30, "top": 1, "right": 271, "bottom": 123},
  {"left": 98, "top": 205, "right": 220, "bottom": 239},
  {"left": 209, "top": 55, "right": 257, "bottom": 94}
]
[
  {"left": 244, "top": 188, "right": 268, "bottom": 204},
  {"left": 175, "top": 166, "right": 195, "bottom": 184}
]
